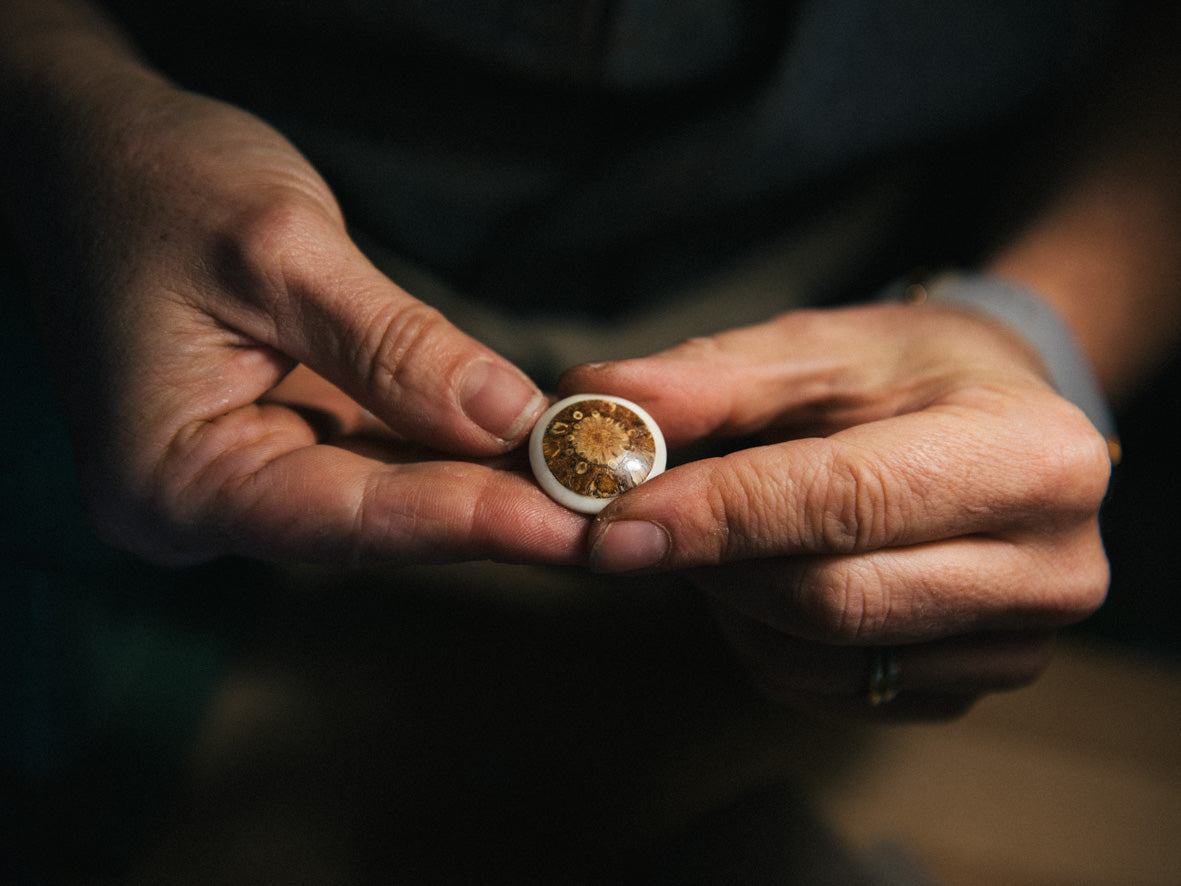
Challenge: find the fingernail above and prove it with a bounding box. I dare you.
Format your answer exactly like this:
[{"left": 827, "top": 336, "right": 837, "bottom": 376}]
[
  {"left": 590, "top": 521, "right": 670, "bottom": 573},
  {"left": 460, "top": 360, "right": 544, "bottom": 441}
]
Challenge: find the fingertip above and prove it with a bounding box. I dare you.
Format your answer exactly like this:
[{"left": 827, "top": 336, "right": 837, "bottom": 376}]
[
  {"left": 556, "top": 360, "right": 613, "bottom": 397},
  {"left": 556, "top": 353, "right": 736, "bottom": 445},
  {"left": 588, "top": 518, "right": 671, "bottom": 573}
]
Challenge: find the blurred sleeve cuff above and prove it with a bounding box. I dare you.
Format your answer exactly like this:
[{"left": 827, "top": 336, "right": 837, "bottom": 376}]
[{"left": 877, "top": 271, "right": 1118, "bottom": 443}]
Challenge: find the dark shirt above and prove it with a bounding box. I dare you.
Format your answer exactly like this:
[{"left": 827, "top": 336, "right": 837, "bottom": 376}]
[{"left": 102, "top": 0, "right": 1119, "bottom": 310}]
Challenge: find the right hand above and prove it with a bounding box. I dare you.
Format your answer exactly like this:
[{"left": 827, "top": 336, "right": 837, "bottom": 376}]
[
  {"left": 562, "top": 304, "right": 1111, "bottom": 717},
  {"left": 15, "top": 75, "right": 588, "bottom": 566}
]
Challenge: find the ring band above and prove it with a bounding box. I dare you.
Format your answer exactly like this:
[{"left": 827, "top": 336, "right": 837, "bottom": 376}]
[{"left": 866, "top": 647, "right": 902, "bottom": 707}]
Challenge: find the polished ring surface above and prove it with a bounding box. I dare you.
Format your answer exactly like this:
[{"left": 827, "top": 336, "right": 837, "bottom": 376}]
[
  {"left": 865, "top": 647, "right": 902, "bottom": 707},
  {"left": 529, "top": 394, "right": 667, "bottom": 514}
]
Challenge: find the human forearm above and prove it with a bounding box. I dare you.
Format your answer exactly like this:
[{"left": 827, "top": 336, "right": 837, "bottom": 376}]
[
  {"left": 986, "top": 2, "right": 1181, "bottom": 406},
  {"left": 988, "top": 156, "right": 1181, "bottom": 407},
  {"left": 0, "top": 0, "right": 175, "bottom": 260},
  {"left": 0, "top": 0, "right": 168, "bottom": 135}
]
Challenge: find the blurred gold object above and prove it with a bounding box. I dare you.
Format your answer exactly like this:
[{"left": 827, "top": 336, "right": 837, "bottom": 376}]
[{"left": 866, "top": 647, "right": 902, "bottom": 707}]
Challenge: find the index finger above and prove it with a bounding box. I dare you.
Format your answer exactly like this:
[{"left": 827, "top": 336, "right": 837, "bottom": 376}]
[
  {"left": 587, "top": 396, "right": 1110, "bottom": 573},
  {"left": 129, "top": 402, "right": 589, "bottom": 566}
]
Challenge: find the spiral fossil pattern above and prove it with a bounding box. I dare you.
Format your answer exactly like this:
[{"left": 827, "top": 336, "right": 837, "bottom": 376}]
[{"left": 540, "top": 398, "right": 657, "bottom": 498}]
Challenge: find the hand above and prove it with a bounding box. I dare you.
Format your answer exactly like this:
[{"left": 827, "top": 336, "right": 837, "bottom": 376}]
[
  {"left": 18, "top": 77, "right": 587, "bottom": 566},
  {"left": 560, "top": 304, "right": 1112, "bottom": 717}
]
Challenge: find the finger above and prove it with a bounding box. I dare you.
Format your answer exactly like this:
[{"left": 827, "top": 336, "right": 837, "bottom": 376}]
[
  {"left": 119, "top": 401, "right": 588, "bottom": 566},
  {"left": 557, "top": 305, "right": 1045, "bottom": 445},
  {"left": 262, "top": 363, "right": 371, "bottom": 438},
  {"left": 587, "top": 397, "right": 1111, "bottom": 570},
  {"left": 710, "top": 604, "right": 1055, "bottom": 717},
  {"left": 898, "top": 631, "right": 1058, "bottom": 694},
  {"left": 558, "top": 310, "right": 882, "bottom": 446},
  {"left": 690, "top": 530, "right": 1108, "bottom": 645},
  {"left": 712, "top": 604, "right": 1056, "bottom": 695},
  {"left": 205, "top": 206, "right": 545, "bottom": 455}
]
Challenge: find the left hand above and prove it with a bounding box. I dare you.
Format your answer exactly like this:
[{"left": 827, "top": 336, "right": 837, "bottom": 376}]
[{"left": 560, "top": 302, "right": 1112, "bottom": 718}]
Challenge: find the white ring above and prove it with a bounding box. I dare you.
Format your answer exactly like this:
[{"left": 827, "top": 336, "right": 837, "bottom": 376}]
[{"left": 529, "top": 394, "right": 667, "bottom": 514}]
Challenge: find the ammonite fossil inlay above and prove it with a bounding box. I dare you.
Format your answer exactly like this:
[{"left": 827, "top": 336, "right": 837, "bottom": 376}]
[{"left": 529, "top": 394, "right": 667, "bottom": 514}]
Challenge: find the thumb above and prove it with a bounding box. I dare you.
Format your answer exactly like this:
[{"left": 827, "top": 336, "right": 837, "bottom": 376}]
[{"left": 226, "top": 212, "right": 545, "bottom": 455}]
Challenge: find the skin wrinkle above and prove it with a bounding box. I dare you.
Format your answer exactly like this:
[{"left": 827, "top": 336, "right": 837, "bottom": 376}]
[
  {"left": 184, "top": 413, "right": 298, "bottom": 508},
  {"left": 235, "top": 205, "right": 343, "bottom": 349},
  {"left": 146, "top": 405, "right": 319, "bottom": 561},
  {"left": 471, "top": 477, "right": 587, "bottom": 566},
  {"left": 352, "top": 461, "right": 497, "bottom": 564},
  {"left": 825, "top": 554, "right": 913, "bottom": 640},
  {"left": 144, "top": 415, "right": 230, "bottom": 548},
  {"left": 358, "top": 299, "right": 446, "bottom": 414},
  {"left": 349, "top": 464, "right": 416, "bottom": 566},
  {"left": 226, "top": 452, "right": 316, "bottom": 556},
  {"left": 166, "top": 320, "right": 292, "bottom": 398},
  {"left": 808, "top": 560, "right": 862, "bottom": 644},
  {"left": 800, "top": 556, "right": 892, "bottom": 645},
  {"left": 851, "top": 555, "right": 896, "bottom": 642},
  {"left": 429, "top": 462, "right": 493, "bottom": 557},
  {"left": 699, "top": 529, "right": 1097, "bottom": 646},
  {"left": 813, "top": 441, "right": 893, "bottom": 556},
  {"left": 346, "top": 459, "right": 579, "bottom": 567},
  {"left": 697, "top": 457, "right": 741, "bottom": 562},
  {"left": 852, "top": 451, "right": 892, "bottom": 554},
  {"left": 210, "top": 214, "right": 294, "bottom": 327},
  {"left": 729, "top": 455, "right": 788, "bottom": 560}
]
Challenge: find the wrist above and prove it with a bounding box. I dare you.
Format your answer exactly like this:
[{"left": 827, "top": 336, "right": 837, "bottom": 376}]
[
  {"left": 878, "top": 271, "right": 1119, "bottom": 455},
  {"left": 0, "top": 1, "right": 170, "bottom": 184}
]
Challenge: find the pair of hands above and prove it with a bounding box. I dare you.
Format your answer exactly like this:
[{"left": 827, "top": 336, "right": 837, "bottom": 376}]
[{"left": 27, "top": 82, "right": 1112, "bottom": 718}]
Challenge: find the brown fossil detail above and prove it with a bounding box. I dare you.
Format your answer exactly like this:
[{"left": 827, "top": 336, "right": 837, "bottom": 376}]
[{"left": 540, "top": 399, "right": 656, "bottom": 498}]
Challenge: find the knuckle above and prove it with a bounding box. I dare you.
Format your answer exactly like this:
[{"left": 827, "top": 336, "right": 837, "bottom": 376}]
[
  {"left": 349, "top": 462, "right": 510, "bottom": 565},
  {"left": 710, "top": 460, "right": 777, "bottom": 560},
  {"left": 1021, "top": 397, "right": 1113, "bottom": 516},
  {"left": 696, "top": 440, "right": 904, "bottom": 563},
  {"left": 236, "top": 196, "right": 309, "bottom": 258},
  {"left": 215, "top": 197, "right": 321, "bottom": 312},
  {"left": 672, "top": 334, "right": 724, "bottom": 362},
  {"left": 349, "top": 467, "right": 420, "bottom": 564},
  {"left": 805, "top": 445, "right": 895, "bottom": 553},
  {"left": 792, "top": 559, "right": 890, "bottom": 643},
  {"left": 1032, "top": 526, "right": 1111, "bottom": 625},
  {"left": 358, "top": 300, "right": 449, "bottom": 404}
]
